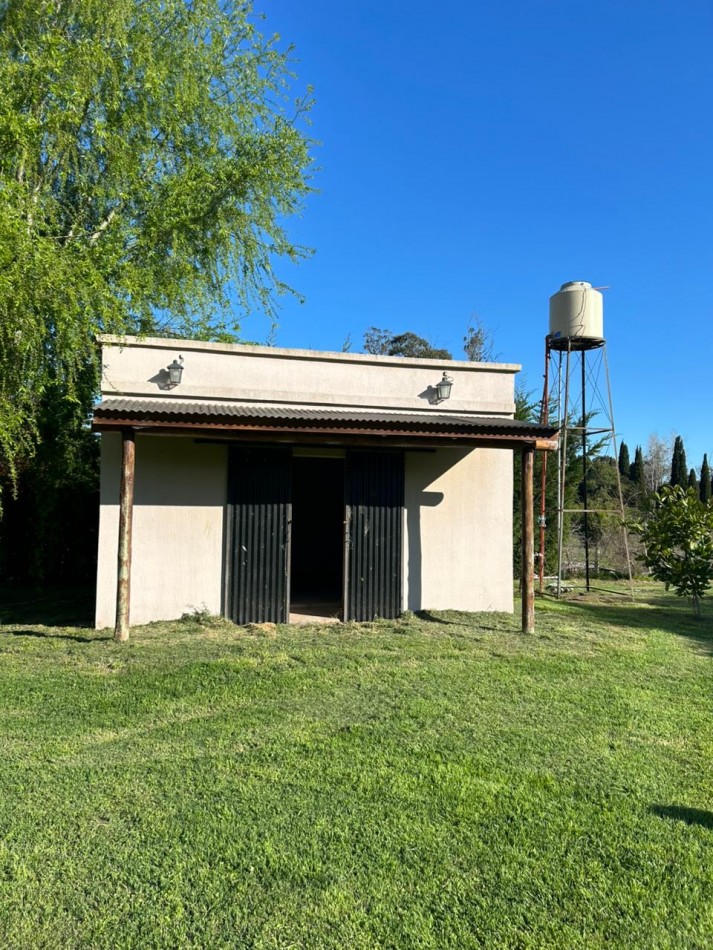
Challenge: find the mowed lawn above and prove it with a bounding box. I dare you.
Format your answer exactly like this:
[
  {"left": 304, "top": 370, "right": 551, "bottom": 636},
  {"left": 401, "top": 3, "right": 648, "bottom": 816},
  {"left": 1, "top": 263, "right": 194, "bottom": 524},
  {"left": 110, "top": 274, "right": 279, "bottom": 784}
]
[{"left": 0, "top": 589, "right": 711, "bottom": 949}]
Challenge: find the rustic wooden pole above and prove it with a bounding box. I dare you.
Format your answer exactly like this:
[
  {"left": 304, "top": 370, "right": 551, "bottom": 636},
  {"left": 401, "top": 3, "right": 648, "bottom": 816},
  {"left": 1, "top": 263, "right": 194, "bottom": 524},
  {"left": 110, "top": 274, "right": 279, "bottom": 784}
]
[
  {"left": 521, "top": 445, "right": 535, "bottom": 634},
  {"left": 115, "top": 428, "right": 136, "bottom": 643}
]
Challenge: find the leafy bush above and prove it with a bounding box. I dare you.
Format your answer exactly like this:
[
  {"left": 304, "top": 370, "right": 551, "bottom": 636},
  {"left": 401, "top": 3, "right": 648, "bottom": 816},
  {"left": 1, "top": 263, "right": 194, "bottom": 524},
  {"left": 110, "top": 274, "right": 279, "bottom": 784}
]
[{"left": 631, "top": 485, "right": 713, "bottom": 618}]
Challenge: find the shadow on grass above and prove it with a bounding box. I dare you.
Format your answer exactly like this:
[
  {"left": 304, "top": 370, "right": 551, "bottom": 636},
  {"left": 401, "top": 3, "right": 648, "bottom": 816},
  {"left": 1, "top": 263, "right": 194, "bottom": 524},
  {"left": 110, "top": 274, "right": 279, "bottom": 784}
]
[
  {"left": 416, "top": 611, "right": 461, "bottom": 626},
  {"left": 651, "top": 804, "right": 713, "bottom": 830},
  {"left": 0, "top": 585, "right": 95, "bottom": 628},
  {"left": 559, "top": 598, "right": 713, "bottom": 655},
  {"left": 8, "top": 629, "right": 112, "bottom": 643},
  {"left": 415, "top": 610, "right": 515, "bottom": 636}
]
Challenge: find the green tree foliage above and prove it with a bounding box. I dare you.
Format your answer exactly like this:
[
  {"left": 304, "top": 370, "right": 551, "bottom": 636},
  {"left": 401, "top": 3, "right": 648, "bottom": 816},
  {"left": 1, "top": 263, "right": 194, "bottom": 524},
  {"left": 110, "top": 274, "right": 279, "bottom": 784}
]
[
  {"left": 362, "top": 328, "right": 392, "bottom": 355},
  {"left": 626, "top": 444, "right": 647, "bottom": 507},
  {"left": 629, "top": 445, "right": 645, "bottom": 489},
  {"left": 363, "top": 329, "right": 452, "bottom": 359},
  {"left": 632, "top": 486, "right": 713, "bottom": 618},
  {"left": 579, "top": 455, "right": 618, "bottom": 540},
  {"left": 0, "top": 0, "right": 314, "bottom": 487},
  {"left": 688, "top": 468, "right": 699, "bottom": 492},
  {"left": 670, "top": 436, "right": 688, "bottom": 487},
  {"left": 700, "top": 454, "right": 711, "bottom": 504},
  {"left": 618, "top": 442, "right": 630, "bottom": 479}
]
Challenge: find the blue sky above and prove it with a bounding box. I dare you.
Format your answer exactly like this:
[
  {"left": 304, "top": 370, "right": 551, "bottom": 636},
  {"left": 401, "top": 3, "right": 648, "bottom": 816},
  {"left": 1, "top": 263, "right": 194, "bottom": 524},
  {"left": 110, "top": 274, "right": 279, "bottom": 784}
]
[{"left": 249, "top": 0, "right": 713, "bottom": 471}]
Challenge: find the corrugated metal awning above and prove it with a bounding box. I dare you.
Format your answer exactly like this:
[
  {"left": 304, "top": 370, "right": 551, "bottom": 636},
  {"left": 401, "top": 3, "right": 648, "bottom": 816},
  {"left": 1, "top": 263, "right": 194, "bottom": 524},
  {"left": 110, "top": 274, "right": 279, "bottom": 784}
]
[{"left": 92, "top": 397, "right": 559, "bottom": 448}]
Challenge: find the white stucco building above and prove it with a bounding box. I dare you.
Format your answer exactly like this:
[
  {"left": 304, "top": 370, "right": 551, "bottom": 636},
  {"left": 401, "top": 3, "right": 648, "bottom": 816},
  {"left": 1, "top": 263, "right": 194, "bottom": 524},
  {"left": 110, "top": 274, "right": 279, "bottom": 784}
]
[{"left": 93, "top": 336, "right": 557, "bottom": 630}]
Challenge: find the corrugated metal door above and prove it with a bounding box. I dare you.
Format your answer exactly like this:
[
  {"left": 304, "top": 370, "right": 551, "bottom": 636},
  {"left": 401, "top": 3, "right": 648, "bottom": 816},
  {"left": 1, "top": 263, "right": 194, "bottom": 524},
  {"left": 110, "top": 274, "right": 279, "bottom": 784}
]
[
  {"left": 345, "top": 450, "right": 404, "bottom": 621},
  {"left": 226, "top": 446, "right": 291, "bottom": 624}
]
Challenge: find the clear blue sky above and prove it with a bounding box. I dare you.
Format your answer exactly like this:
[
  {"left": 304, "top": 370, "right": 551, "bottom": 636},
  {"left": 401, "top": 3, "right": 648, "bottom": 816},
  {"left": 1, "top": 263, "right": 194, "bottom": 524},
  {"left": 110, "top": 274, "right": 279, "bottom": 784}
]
[{"left": 248, "top": 0, "right": 713, "bottom": 471}]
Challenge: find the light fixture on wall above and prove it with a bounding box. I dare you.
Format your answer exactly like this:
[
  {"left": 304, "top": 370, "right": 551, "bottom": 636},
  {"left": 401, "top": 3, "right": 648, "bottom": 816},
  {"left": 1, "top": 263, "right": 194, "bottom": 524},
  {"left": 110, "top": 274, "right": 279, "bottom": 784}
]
[
  {"left": 166, "top": 355, "right": 184, "bottom": 388},
  {"left": 435, "top": 372, "right": 454, "bottom": 403}
]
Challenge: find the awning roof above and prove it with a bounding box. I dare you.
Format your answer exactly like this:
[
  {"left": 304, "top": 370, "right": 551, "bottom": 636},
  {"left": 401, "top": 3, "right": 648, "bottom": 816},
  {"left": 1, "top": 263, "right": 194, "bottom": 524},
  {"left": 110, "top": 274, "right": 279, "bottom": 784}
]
[{"left": 93, "top": 398, "right": 559, "bottom": 449}]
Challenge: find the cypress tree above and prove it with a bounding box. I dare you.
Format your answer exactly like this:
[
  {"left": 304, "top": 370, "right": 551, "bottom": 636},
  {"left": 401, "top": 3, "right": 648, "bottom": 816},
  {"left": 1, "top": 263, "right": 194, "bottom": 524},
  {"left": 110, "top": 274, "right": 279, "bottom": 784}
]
[
  {"left": 618, "top": 442, "right": 631, "bottom": 478},
  {"left": 630, "top": 445, "right": 646, "bottom": 493},
  {"left": 701, "top": 454, "right": 711, "bottom": 503},
  {"left": 670, "top": 436, "right": 687, "bottom": 487},
  {"left": 688, "top": 468, "right": 699, "bottom": 491}
]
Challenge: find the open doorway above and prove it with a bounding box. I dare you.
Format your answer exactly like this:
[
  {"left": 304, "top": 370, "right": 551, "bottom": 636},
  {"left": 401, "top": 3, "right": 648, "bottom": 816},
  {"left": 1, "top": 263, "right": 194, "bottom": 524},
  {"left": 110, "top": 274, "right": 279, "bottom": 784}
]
[{"left": 290, "top": 455, "right": 345, "bottom": 621}]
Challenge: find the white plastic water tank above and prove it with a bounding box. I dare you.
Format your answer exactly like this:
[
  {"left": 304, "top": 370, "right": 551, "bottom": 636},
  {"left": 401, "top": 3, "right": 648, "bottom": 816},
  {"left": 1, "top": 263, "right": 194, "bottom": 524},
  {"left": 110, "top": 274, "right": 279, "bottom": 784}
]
[{"left": 549, "top": 281, "right": 603, "bottom": 343}]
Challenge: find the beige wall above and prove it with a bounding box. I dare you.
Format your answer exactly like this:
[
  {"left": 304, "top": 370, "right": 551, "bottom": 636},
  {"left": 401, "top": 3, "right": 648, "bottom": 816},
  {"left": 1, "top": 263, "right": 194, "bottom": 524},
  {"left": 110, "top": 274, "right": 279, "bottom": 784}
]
[
  {"left": 404, "top": 448, "right": 513, "bottom": 613},
  {"left": 96, "top": 434, "right": 227, "bottom": 628},
  {"left": 99, "top": 336, "right": 518, "bottom": 415},
  {"left": 96, "top": 438, "right": 513, "bottom": 627}
]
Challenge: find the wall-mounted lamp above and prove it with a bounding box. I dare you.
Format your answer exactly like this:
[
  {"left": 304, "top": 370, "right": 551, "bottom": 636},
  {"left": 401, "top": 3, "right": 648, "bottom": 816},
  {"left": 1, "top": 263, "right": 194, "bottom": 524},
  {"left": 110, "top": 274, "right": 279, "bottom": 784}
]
[
  {"left": 166, "top": 355, "right": 184, "bottom": 388},
  {"left": 435, "top": 372, "right": 454, "bottom": 403}
]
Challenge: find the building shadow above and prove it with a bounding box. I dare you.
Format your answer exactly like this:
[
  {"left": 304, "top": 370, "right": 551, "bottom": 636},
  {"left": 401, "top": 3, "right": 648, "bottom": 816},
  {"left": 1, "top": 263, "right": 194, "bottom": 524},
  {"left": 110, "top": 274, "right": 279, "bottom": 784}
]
[
  {"left": 415, "top": 610, "right": 462, "bottom": 626},
  {"left": 406, "top": 491, "right": 444, "bottom": 610},
  {"left": 0, "top": 585, "right": 95, "bottom": 628},
  {"left": 559, "top": 598, "right": 713, "bottom": 656},
  {"left": 651, "top": 804, "right": 713, "bottom": 830},
  {"left": 8, "top": 629, "right": 112, "bottom": 643}
]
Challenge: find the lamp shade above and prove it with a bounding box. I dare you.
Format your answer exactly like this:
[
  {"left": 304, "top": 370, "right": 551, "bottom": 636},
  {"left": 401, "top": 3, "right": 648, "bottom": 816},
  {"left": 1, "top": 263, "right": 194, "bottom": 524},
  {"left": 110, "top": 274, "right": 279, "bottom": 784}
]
[
  {"left": 167, "top": 356, "right": 184, "bottom": 386},
  {"left": 436, "top": 372, "right": 453, "bottom": 402}
]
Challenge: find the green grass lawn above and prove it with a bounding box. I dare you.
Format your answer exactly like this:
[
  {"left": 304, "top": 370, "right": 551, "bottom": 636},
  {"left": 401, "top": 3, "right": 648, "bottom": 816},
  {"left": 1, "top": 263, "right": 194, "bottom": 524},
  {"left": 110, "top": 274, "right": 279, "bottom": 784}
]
[{"left": 0, "top": 588, "right": 711, "bottom": 949}]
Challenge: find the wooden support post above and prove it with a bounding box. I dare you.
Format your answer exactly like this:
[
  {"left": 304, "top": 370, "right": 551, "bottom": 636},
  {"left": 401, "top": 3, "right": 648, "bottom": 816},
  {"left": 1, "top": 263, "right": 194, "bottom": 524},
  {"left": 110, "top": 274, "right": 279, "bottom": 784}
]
[
  {"left": 115, "top": 428, "right": 136, "bottom": 643},
  {"left": 521, "top": 445, "right": 535, "bottom": 634}
]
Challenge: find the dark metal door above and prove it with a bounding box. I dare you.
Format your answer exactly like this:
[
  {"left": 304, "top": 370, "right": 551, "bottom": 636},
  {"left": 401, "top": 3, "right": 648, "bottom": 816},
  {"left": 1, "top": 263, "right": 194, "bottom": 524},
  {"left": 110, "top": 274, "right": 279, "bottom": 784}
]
[
  {"left": 344, "top": 451, "right": 404, "bottom": 621},
  {"left": 225, "top": 446, "right": 291, "bottom": 624}
]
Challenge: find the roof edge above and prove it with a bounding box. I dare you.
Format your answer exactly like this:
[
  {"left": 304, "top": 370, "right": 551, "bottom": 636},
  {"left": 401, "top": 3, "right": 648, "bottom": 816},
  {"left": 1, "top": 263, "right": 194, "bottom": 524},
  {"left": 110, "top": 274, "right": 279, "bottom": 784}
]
[
  {"left": 96, "top": 334, "right": 522, "bottom": 374},
  {"left": 92, "top": 399, "right": 559, "bottom": 440}
]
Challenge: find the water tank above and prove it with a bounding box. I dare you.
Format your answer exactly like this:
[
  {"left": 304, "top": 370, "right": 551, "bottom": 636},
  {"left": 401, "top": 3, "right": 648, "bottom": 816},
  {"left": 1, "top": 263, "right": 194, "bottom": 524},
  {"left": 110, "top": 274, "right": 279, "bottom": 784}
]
[{"left": 549, "top": 281, "right": 603, "bottom": 349}]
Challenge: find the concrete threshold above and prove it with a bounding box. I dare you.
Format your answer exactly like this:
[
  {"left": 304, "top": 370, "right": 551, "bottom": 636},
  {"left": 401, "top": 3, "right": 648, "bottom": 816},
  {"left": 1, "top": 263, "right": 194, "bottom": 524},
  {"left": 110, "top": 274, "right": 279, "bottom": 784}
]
[{"left": 289, "top": 602, "right": 342, "bottom": 625}]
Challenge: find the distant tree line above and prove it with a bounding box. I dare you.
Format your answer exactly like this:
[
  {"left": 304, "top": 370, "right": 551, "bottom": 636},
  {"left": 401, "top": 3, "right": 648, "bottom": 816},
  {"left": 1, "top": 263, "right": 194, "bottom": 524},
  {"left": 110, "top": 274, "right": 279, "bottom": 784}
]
[
  {"left": 618, "top": 435, "right": 712, "bottom": 505},
  {"left": 362, "top": 315, "right": 496, "bottom": 363}
]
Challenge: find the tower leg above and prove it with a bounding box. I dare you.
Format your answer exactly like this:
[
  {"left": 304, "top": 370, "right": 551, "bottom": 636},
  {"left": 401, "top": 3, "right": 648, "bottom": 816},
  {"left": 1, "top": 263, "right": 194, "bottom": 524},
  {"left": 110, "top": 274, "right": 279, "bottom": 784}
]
[
  {"left": 556, "top": 346, "right": 571, "bottom": 597},
  {"left": 546, "top": 339, "right": 634, "bottom": 600},
  {"left": 603, "top": 345, "right": 635, "bottom": 601},
  {"left": 538, "top": 339, "right": 551, "bottom": 592},
  {"left": 582, "top": 350, "right": 591, "bottom": 590}
]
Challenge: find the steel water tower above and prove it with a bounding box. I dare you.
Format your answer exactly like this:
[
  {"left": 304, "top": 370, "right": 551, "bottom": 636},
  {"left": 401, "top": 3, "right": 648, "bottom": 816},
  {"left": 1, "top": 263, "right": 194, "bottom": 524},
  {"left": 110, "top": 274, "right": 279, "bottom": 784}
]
[{"left": 539, "top": 281, "right": 633, "bottom": 595}]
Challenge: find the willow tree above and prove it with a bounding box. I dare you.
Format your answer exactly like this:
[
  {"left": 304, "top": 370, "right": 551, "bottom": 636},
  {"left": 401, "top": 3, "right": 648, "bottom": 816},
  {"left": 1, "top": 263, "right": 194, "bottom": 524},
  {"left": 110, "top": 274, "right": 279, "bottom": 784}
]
[{"left": 0, "top": 0, "right": 314, "bottom": 490}]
